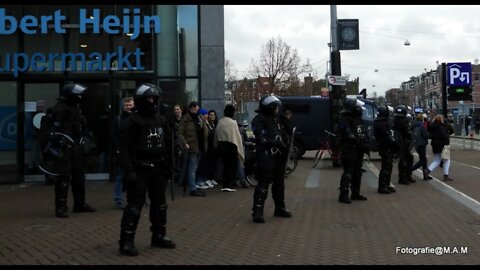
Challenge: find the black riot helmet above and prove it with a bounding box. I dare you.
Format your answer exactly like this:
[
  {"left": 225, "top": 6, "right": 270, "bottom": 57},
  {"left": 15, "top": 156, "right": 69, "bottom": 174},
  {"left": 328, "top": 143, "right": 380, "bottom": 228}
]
[
  {"left": 377, "top": 105, "right": 393, "bottom": 118},
  {"left": 342, "top": 98, "right": 364, "bottom": 116},
  {"left": 134, "top": 83, "right": 161, "bottom": 115},
  {"left": 259, "top": 95, "right": 281, "bottom": 114},
  {"left": 61, "top": 83, "right": 87, "bottom": 105},
  {"left": 394, "top": 104, "right": 408, "bottom": 117}
]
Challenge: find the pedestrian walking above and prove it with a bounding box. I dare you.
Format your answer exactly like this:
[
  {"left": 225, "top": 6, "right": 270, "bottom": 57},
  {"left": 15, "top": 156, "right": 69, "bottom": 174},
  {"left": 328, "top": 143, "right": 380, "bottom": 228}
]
[
  {"left": 424, "top": 114, "right": 455, "bottom": 181},
  {"left": 411, "top": 113, "right": 432, "bottom": 180}
]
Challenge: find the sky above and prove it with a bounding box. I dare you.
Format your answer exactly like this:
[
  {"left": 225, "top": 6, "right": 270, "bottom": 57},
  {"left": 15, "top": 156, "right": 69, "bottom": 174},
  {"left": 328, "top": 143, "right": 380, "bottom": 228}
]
[{"left": 224, "top": 5, "right": 480, "bottom": 97}]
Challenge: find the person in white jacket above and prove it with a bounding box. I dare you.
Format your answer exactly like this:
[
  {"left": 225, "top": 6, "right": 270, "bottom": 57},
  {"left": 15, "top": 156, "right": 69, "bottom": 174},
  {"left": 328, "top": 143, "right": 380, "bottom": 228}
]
[{"left": 214, "top": 104, "right": 245, "bottom": 192}]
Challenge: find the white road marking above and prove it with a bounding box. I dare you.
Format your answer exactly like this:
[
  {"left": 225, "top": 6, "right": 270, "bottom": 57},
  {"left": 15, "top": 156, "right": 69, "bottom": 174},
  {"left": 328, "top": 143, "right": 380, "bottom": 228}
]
[
  {"left": 305, "top": 167, "right": 321, "bottom": 188},
  {"left": 365, "top": 160, "right": 480, "bottom": 216}
]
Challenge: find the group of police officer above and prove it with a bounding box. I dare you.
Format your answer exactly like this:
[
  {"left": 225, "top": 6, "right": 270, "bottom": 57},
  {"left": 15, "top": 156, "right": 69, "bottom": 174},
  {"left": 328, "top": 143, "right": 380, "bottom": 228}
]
[
  {"left": 39, "top": 83, "right": 175, "bottom": 256},
  {"left": 39, "top": 81, "right": 416, "bottom": 256},
  {"left": 337, "top": 97, "right": 417, "bottom": 204}
]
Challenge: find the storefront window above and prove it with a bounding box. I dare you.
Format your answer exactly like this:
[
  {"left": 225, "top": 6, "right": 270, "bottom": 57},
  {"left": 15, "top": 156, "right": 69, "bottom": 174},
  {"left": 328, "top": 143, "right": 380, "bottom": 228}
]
[
  {"left": 0, "top": 34, "right": 18, "bottom": 75},
  {"left": 178, "top": 5, "right": 198, "bottom": 77},
  {"left": 158, "top": 78, "right": 198, "bottom": 107},
  {"left": 24, "top": 31, "right": 64, "bottom": 72},
  {"left": 0, "top": 82, "right": 18, "bottom": 183},
  {"left": 67, "top": 28, "right": 110, "bottom": 72},
  {"left": 112, "top": 32, "right": 154, "bottom": 71}
]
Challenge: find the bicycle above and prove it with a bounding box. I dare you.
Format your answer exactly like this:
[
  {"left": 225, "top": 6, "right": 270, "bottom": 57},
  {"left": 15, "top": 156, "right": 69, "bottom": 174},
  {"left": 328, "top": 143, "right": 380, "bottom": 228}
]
[{"left": 312, "top": 130, "right": 336, "bottom": 168}]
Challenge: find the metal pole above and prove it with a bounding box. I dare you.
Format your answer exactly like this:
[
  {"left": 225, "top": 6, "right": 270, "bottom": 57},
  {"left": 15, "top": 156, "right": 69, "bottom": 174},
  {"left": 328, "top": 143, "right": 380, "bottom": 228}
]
[
  {"left": 441, "top": 63, "right": 448, "bottom": 119},
  {"left": 329, "top": 5, "right": 343, "bottom": 167},
  {"left": 330, "top": 5, "right": 338, "bottom": 52}
]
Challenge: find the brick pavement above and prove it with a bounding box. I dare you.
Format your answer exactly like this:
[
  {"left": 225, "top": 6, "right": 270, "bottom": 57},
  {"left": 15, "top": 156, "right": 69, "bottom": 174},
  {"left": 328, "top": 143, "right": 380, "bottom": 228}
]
[{"left": 0, "top": 150, "right": 479, "bottom": 265}]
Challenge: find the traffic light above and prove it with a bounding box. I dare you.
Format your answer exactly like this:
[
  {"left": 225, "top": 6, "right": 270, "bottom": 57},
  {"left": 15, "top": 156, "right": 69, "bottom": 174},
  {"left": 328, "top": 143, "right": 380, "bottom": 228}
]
[{"left": 447, "top": 86, "right": 472, "bottom": 101}]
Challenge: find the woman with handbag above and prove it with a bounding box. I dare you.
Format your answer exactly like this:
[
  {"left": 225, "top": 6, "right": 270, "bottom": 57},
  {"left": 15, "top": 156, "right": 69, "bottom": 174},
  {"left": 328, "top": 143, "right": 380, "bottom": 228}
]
[{"left": 425, "top": 114, "right": 454, "bottom": 181}]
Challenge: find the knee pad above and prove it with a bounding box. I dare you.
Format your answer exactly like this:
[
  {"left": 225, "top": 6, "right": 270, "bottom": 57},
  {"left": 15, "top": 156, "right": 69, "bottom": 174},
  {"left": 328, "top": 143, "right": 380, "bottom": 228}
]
[{"left": 125, "top": 206, "right": 141, "bottom": 217}]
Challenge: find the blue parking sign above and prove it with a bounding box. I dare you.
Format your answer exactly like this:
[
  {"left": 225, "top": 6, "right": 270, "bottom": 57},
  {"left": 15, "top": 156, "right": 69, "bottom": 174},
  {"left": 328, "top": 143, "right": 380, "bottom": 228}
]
[{"left": 447, "top": 62, "right": 472, "bottom": 87}]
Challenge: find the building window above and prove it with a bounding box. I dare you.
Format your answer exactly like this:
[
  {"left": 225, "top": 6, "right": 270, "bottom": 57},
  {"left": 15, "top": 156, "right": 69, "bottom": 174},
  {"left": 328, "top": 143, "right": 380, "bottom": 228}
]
[{"left": 475, "top": 73, "right": 479, "bottom": 81}]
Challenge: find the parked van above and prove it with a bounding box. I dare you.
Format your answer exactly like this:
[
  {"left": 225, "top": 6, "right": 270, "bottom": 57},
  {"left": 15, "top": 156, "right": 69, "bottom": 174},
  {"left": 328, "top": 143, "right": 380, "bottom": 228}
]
[{"left": 278, "top": 96, "right": 377, "bottom": 159}]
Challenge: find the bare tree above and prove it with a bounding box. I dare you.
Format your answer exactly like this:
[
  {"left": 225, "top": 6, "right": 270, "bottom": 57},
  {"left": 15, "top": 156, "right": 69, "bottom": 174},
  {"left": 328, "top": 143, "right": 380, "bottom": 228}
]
[
  {"left": 224, "top": 59, "right": 238, "bottom": 83},
  {"left": 249, "top": 37, "right": 312, "bottom": 94}
]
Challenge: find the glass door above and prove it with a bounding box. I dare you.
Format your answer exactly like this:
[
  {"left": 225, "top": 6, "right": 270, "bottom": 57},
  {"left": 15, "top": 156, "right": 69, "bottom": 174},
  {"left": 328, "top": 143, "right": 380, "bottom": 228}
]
[
  {"left": 24, "top": 83, "right": 60, "bottom": 182},
  {"left": 0, "top": 82, "right": 18, "bottom": 183},
  {"left": 78, "top": 82, "right": 112, "bottom": 180}
]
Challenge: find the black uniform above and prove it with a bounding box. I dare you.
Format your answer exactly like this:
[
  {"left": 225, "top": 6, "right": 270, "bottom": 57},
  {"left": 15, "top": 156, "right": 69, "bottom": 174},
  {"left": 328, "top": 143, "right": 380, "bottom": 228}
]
[
  {"left": 373, "top": 106, "right": 398, "bottom": 194},
  {"left": 251, "top": 95, "right": 292, "bottom": 223},
  {"left": 118, "top": 83, "right": 175, "bottom": 256},
  {"left": 393, "top": 105, "right": 415, "bottom": 185},
  {"left": 337, "top": 99, "right": 369, "bottom": 203},
  {"left": 39, "top": 83, "right": 96, "bottom": 218}
]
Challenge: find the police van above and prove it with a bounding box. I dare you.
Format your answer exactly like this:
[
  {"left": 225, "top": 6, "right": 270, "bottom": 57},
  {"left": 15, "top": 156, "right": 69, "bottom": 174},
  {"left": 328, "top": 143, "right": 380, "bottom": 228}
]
[{"left": 278, "top": 96, "right": 377, "bottom": 159}]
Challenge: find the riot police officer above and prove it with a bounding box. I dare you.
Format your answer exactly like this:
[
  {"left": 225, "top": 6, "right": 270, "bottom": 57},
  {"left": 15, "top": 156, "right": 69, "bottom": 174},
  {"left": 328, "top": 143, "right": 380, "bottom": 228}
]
[
  {"left": 393, "top": 105, "right": 415, "bottom": 185},
  {"left": 373, "top": 105, "right": 398, "bottom": 194},
  {"left": 338, "top": 98, "right": 369, "bottom": 203},
  {"left": 251, "top": 95, "right": 292, "bottom": 223},
  {"left": 38, "top": 83, "right": 96, "bottom": 218},
  {"left": 117, "top": 83, "right": 175, "bottom": 256}
]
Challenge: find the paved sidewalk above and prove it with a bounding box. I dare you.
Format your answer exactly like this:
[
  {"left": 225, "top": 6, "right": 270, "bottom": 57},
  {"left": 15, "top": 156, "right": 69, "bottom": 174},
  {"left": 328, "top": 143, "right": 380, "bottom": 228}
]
[{"left": 0, "top": 151, "right": 479, "bottom": 265}]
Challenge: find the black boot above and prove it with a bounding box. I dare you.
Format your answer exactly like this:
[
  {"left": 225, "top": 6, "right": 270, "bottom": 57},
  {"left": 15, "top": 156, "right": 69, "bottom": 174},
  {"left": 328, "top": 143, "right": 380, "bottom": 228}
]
[
  {"left": 339, "top": 173, "right": 352, "bottom": 204},
  {"left": 338, "top": 189, "right": 351, "bottom": 204},
  {"left": 55, "top": 206, "right": 69, "bottom": 218},
  {"left": 407, "top": 175, "right": 416, "bottom": 183},
  {"left": 274, "top": 207, "right": 292, "bottom": 218},
  {"left": 350, "top": 175, "right": 366, "bottom": 200},
  {"left": 150, "top": 204, "right": 176, "bottom": 249},
  {"left": 252, "top": 206, "right": 265, "bottom": 223},
  {"left": 55, "top": 177, "right": 70, "bottom": 218},
  {"left": 73, "top": 203, "right": 96, "bottom": 213},
  {"left": 119, "top": 207, "right": 140, "bottom": 256},
  {"left": 378, "top": 185, "right": 390, "bottom": 194},
  {"left": 378, "top": 173, "right": 391, "bottom": 194},
  {"left": 118, "top": 233, "right": 138, "bottom": 256},
  {"left": 351, "top": 193, "right": 367, "bottom": 201},
  {"left": 423, "top": 169, "right": 433, "bottom": 180},
  {"left": 443, "top": 175, "right": 454, "bottom": 181},
  {"left": 387, "top": 184, "right": 396, "bottom": 193},
  {"left": 398, "top": 177, "right": 410, "bottom": 185},
  {"left": 151, "top": 234, "right": 176, "bottom": 249},
  {"left": 252, "top": 187, "right": 267, "bottom": 223}
]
